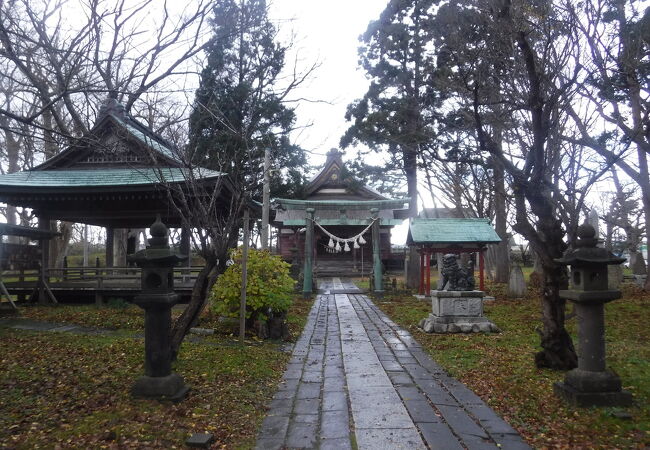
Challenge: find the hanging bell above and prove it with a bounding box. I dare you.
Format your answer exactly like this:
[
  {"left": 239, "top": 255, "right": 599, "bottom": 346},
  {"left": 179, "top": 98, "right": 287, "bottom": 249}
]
[
  {"left": 335, "top": 241, "right": 342, "bottom": 252},
  {"left": 344, "top": 242, "right": 350, "bottom": 252},
  {"left": 354, "top": 239, "right": 360, "bottom": 249},
  {"left": 358, "top": 235, "right": 366, "bottom": 245},
  {"left": 328, "top": 237, "right": 334, "bottom": 248}
]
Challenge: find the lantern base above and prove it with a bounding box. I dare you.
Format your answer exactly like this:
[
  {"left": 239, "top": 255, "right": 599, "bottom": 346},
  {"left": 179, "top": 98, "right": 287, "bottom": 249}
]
[
  {"left": 132, "top": 373, "right": 189, "bottom": 403},
  {"left": 554, "top": 381, "right": 633, "bottom": 407}
]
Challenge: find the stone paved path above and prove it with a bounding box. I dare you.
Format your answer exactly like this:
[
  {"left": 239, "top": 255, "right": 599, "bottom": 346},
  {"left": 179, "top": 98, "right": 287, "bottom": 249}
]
[{"left": 255, "top": 277, "right": 530, "bottom": 450}]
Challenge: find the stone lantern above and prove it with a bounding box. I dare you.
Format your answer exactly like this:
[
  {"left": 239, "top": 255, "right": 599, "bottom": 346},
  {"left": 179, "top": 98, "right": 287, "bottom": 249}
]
[
  {"left": 554, "top": 223, "right": 632, "bottom": 407},
  {"left": 128, "top": 215, "right": 189, "bottom": 402}
]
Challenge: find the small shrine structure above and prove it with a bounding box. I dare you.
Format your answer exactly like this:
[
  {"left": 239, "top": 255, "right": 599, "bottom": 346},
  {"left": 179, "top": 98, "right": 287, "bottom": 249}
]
[
  {"left": 407, "top": 218, "right": 502, "bottom": 294},
  {"left": 273, "top": 149, "right": 409, "bottom": 294}
]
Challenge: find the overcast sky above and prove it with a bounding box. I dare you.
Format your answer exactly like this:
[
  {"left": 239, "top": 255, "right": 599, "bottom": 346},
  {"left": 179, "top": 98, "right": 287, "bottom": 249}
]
[
  {"left": 269, "top": 0, "right": 387, "bottom": 166},
  {"left": 268, "top": 1, "right": 408, "bottom": 243}
]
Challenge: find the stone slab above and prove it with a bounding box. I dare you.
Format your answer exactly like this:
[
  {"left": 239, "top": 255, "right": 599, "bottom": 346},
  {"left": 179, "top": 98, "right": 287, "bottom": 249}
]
[
  {"left": 321, "top": 410, "right": 350, "bottom": 439},
  {"left": 418, "top": 421, "right": 464, "bottom": 450},
  {"left": 355, "top": 427, "right": 426, "bottom": 450},
  {"left": 185, "top": 433, "right": 214, "bottom": 448},
  {"left": 286, "top": 421, "right": 318, "bottom": 449}
]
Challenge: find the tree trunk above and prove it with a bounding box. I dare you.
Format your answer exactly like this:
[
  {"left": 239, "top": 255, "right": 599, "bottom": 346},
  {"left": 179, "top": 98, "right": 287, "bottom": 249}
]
[
  {"left": 535, "top": 262, "right": 577, "bottom": 370},
  {"left": 48, "top": 221, "right": 73, "bottom": 269},
  {"left": 4, "top": 126, "right": 20, "bottom": 243},
  {"left": 514, "top": 188, "right": 577, "bottom": 370},
  {"left": 640, "top": 196, "right": 650, "bottom": 292},
  {"left": 170, "top": 258, "right": 220, "bottom": 360},
  {"left": 404, "top": 145, "right": 420, "bottom": 289},
  {"left": 493, "top": 159, "right": 510, "bottom": 283},
  {"left": 630, "top": 251, "right": 647, "bottom": 275},
  {"left": 113, "top": 228, "right": 128, "bottom": 267}
]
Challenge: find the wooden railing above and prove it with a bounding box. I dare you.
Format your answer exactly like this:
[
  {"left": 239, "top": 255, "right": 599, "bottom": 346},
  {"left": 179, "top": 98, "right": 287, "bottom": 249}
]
[{"left": 2, "top": 265, "right": 204, "bottom": 288}]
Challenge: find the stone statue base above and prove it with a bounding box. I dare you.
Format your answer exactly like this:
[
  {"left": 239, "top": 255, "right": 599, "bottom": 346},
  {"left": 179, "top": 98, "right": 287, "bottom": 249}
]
[
  {"left": 554, "top": 369, "right": 633, "bottom": 407},
  {"left": 418, "top": 290, "right": 499, "bottom": 334},
  {"left": 131, "top": 373, "right": 189, "bottom": 402}
]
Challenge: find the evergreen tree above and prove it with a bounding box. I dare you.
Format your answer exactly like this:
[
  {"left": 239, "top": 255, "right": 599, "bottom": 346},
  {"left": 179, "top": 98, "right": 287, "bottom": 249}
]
[
  {"left": 171, "top": 0, "right": 309, "bottom": 356},
  {"left": 188, "top": 0, "right": 307, "bottom": 200},
  {"left": 341, "top": 0, "right": 441, "bottom": 218},
  {"left": 342, "top": 0, "right": 441, "bottom": 289}
]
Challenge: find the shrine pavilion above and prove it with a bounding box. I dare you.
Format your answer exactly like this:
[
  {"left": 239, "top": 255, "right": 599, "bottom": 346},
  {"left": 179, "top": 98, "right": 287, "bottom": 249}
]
[
  {"left": 0, "top": 97, "right": 238, "bottom": 301},
  {"left": 273, "top": 149, "right": 410, "bottom": 295},
  {"left": 407, "top": 218, "right": 502, "bottom": 294}
]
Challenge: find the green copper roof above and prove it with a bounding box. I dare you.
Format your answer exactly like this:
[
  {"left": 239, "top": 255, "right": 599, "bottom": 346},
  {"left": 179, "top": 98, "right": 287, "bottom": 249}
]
[
  {"left": 0, "top": 167, "right": 224, "bottom": 190},
  {"left": 274, "top": 198, "right": 410, "bottom": 210},
  {"left": 118, "top": 117, "right": 181, "bottom": 163},
  {"left": 408, "top": 218, "right": 502, "bottom": 244}
]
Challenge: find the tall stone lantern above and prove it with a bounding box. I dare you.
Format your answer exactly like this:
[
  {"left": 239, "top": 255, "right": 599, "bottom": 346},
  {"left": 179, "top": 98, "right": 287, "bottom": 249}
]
[
  {"left": 128, "top": 215, "right": 189, "bottom": 402},
  {"left": 554, "top": 223, "right": 632, "bottom": 407}
]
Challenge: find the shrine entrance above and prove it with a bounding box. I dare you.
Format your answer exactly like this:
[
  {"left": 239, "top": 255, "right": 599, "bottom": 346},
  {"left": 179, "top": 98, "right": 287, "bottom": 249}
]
[
  {"left": 272, "top": 148, "right": 409, "bottom": 287},
  {"left": 273, "top": 199, "right": 409, "bottom": 297}
]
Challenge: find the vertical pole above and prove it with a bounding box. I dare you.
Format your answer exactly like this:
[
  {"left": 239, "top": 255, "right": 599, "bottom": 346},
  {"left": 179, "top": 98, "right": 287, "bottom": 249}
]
[
  {"left": 419, "top": 250, "right": 424, "bottom": 295},
  {"left": 106, "top": 226, "right": 114, "bottom": 269},
  {"left": 83, "top": 224, "right": 89, "bottom": 267},
  {"left": 479, "top": 249, "right": 485, "bottom": 291},
  {"left": 424, "top": 249, "right": 431, "bottom": 295},
  {"left": 261, "top": 148, "right": 271, "bottom": 250},
  {"left": 370, "top": 208, "right": 383, "bottom": 295},
  {"left": 303, "top": 208, "right": 315, "bottom": 298},
  {"left": 38, "top": 215, "right": 49, "bottom": 304},
  {"left": 239, "top": 209, "right": 250, "bottom": 344}
]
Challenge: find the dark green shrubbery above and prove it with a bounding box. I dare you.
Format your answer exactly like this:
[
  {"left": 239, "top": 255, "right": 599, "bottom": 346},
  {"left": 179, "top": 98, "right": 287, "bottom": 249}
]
[{"left": 211, "top": 248, "right": 295, "bottom": 323}]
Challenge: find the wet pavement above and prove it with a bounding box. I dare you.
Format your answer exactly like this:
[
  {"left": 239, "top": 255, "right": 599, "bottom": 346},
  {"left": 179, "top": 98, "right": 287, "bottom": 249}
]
[{"left": 255, "top": 277, "right": 530, "bottom": 450}]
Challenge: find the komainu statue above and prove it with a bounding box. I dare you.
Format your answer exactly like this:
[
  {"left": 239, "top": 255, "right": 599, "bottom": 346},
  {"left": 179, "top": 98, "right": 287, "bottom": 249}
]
[{"left": 440, "top": 254, "right": 475, "bottom": 291}]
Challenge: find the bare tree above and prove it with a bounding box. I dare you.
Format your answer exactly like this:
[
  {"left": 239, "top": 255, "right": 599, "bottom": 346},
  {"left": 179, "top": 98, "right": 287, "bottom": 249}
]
[
  {"left": 0, "top": 0, "right": 212, "bottom": 265},
  {"left": 564, "top": 0, "right": 650, "bottom": 288}
]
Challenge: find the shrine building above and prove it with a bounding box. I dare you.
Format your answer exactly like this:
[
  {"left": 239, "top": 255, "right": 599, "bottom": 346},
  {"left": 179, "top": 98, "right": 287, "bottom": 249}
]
[{"left": 273, "top": 149, "right": 409, "bottom": 278}]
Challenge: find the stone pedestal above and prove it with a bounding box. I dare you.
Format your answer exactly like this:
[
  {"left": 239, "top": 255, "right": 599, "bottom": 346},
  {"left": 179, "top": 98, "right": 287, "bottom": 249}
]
[{"left": 418, "top": 290, "right": 499, "bottom": 333}]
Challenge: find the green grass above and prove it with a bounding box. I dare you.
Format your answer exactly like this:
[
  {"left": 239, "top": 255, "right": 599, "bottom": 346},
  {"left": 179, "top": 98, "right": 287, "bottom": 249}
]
[
  {"left": 375, "top": 282, "right": 650, "bottom": 449},
  {"left": 0, "top": 296, "right": 314, "bottom": 449}
]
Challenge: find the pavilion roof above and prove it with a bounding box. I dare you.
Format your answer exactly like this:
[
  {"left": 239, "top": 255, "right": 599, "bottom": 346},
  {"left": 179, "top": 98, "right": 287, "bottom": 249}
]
[
  {"left": 0, "top": 168, "right": 224, "bottom": 192},
  {"left": 0, "top": 97, "right": 238, "bottom": 228},
  {"left": 407, "top": 218, "right": 502, "bottom": 245},
  {"left": 34, "top": 98, "right": 183, "bottom": 170}
]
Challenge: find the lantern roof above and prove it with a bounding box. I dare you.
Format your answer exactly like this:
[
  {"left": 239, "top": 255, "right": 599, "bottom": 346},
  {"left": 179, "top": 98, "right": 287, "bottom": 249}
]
[{"left": 556, "top": 224, "right": 626, "bottom": 266}]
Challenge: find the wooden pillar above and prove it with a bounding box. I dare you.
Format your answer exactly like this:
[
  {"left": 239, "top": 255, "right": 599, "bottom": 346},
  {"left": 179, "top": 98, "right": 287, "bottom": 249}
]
[
  {"left": 38, "top": 214, "right": 49, "bottom": 304},
  {"left": 302, "top": 208, "right": 315, "bottom": 298},
  {"left": 424, "top": 249, "right": 431, "bottom": 295},
  {"left": 370, "top": 208, "right": 383, "bottom": 295},
  {"left": 419, "top": 249, "right": 425, "bottom": 295},
  {"left": 106, "top": 226, "right": 115, "bottom": 268},
  {"left": 478, "top": 248, "right": 485, "bottom": 291}
]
